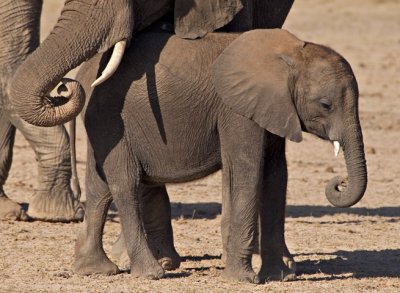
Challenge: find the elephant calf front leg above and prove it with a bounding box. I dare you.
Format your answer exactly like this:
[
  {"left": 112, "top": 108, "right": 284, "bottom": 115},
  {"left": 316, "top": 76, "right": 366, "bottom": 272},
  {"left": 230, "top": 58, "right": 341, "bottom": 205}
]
[
  {"left": 259, "top": 137, "right": 296, "bottom": 282},
  {"left": 220, "top": 115, "right": 265, "bottom": 284}
]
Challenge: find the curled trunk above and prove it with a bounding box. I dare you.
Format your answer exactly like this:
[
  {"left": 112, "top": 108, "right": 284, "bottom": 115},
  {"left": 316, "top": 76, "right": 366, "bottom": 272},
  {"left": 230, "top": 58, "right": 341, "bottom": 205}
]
[
  {"left": 325, "top": 117, "right": 367, "bottom": 208},
  {"left": 10, "top": 0, "right": 134, "bottom": 127}
]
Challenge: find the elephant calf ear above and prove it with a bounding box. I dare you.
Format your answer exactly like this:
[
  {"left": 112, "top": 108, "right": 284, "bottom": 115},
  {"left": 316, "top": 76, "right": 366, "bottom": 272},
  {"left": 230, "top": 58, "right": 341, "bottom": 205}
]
[{"left": 212, "top": 29, "right": 304, "bottom": 142}]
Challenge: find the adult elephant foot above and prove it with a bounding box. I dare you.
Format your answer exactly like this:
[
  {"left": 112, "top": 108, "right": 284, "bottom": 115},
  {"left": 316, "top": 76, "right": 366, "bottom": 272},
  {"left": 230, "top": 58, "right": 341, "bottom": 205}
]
[
  {"left": 28, "top": 186, "right": 84, "bottom": 222},
  {"left": 112, "top": 233, "right": 181, "bottom": 271},
  {"left": 222, "top": 258, "right": 261, "bottom": 284},
  {"left": 0, "top": 195, "right": 28, "bottom": 221},
  {"left": 130, "top": 256, "right": 165, "bottom": 280}
]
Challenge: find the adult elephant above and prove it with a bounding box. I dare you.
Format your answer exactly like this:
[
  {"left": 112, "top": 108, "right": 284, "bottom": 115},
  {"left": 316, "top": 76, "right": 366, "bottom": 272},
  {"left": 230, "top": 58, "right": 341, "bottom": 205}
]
[
  {"left": 10, "top": 0, "right": 294, "bottom": 126},
  {"left": 70, "top": 29, "right": 367, "bottom": 282},
  {"left": 0, "top": 0, "right": 83, "bottom": 221}
]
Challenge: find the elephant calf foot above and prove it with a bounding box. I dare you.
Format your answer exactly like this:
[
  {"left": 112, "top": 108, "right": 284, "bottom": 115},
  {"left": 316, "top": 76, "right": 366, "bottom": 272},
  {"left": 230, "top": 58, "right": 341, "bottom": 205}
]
[
  {"left": 283, "top": 253, "right": 297, "bottom": 273},
  {"left": 130, "top": 257, "right": 165, "bottom": 280},
  {"left": 73, "top": 254, "right": 120, "bottom": 276},
  {"left": 223, "top": 258, "right": 260, "bottom": 284},
  {"left": 0, "top": 196, "right": 28, "bottom": 221},
  {"left": 112, "top": 234, "right": 181, "bottom": 271},
  {"left": 114, "top": 247, "right": 180, "bottom": 272},
  {"left": 28, "top": 188, "right": 84, "bottom": 222},
  {"left": 158, "top": 254, "right": 181, "bottom": 271},
  {"left": 149, "top": 239, "right": 181, "bottom": 271}
]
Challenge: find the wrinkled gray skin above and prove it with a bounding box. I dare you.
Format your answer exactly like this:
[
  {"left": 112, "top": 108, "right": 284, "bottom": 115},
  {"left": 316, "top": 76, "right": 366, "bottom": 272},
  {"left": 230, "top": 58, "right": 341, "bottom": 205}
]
[
  {"left": 0, "top": 0, "right": 82, "bottom": 222},
  {"left": 10, "top": 0, "right": 294, "bottom": 127},
  {"left": 71, "top": 29, "right": 367, "bottom": 283},
  {"left": 8, "top": 0, "right": 295, "bottom": 273}
]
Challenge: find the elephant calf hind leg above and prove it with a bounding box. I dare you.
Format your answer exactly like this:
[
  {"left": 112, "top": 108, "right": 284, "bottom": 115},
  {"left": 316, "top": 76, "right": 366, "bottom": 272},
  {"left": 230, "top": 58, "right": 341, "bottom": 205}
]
[
  {"left": 73, "top": 155, "right": 118, "bottom": 275},
  {"left": 143, "top": 185, "right": 181, "bottom": 270},
  {"left": 103, "top": 146, "right": 164, "bottom": 279},
  {"left": 112, "top": 183, "right": 164, "bottom": 279},
  {"left": 73, "top": 193, "right": 119, "bottom": 275},
  {"left": 111, "top": 185, "right": 180, "bottom": 271}
]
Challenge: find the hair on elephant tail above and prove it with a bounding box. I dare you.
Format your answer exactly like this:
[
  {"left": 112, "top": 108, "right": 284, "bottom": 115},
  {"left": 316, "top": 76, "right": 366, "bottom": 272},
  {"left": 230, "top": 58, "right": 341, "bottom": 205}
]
[{"left": 69, "top": 119, "right": 81, "bottom": 202}]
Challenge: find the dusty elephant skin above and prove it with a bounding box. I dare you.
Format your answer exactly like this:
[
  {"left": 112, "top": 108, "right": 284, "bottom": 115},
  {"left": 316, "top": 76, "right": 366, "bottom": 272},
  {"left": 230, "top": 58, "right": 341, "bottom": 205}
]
[
  {"left": 4, "top": 0, "right": 295, "bottom": 270},
  {"left": 69, "top": 29, "right": 367, "bottom": 283},
  {"left": 9, "top": 0, "right": 294, "bottom": 128},
  {"left": 9, "top": 0, "right": 136, "bottom": 127},
  {"left": 1, "top": 0, "right": 397, "bottom": 291},
  {"left": 0, "top": 0, "right": 83, "bottom": 222}
]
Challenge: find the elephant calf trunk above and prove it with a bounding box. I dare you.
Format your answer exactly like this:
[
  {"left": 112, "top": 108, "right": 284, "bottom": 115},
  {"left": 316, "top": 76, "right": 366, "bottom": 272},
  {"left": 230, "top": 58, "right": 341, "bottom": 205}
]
[
  {"left": 325, "top": 128, "right": 367, "bottom": 208},
  {"left": 325, "top": 174, "right": 367, "bottom": 208}
]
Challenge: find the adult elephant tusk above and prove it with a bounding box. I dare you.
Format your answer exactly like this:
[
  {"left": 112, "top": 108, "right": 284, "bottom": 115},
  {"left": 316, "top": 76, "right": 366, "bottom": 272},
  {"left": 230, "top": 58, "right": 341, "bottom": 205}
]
[
  {"left": 334, "top": 141, "right": 341, "bottom": 157},
  {"left": 91, "top": 39, "right": 127, "bottom": 87}
]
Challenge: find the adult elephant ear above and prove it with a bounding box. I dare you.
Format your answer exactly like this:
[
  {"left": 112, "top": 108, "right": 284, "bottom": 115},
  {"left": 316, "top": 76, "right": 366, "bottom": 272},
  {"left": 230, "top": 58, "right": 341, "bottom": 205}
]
[
  {"left": 212, "top": 29, "right": 304, "bottom": 142},
  {"left": 174, "top": 0, "right": 244, "bottom": 39}
]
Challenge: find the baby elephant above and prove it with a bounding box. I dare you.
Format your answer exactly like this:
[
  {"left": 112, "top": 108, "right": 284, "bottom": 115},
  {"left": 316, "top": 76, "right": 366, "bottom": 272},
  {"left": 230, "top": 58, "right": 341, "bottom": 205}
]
[{"left": 72, "top": 29, "right": 367, "bottom": 283}]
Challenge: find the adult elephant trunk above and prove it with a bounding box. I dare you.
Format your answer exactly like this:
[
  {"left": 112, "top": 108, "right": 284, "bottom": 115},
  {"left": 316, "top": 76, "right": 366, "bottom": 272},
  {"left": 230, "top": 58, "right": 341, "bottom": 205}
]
[
  {"left": 10, "top": 0, "right": 133, "bottom": 127},
  {"left": 325, "top": 92, "right": 367, "bottom": 208}
]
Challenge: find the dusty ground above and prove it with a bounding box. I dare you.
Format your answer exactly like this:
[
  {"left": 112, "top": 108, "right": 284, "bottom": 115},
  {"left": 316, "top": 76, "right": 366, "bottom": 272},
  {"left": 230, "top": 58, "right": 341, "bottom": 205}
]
[{"left": 0, "top": 0, "right": 399, "bottom": 292}]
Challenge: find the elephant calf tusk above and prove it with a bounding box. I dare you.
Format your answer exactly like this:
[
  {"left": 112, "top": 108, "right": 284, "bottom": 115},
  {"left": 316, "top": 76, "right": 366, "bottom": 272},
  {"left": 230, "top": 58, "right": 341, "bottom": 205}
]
[
  {"left": 334, "top": 141, "right": 341, "bottom": 157},
  {"left": 91, "top": 40, "right": 127, "bottom": 87}
]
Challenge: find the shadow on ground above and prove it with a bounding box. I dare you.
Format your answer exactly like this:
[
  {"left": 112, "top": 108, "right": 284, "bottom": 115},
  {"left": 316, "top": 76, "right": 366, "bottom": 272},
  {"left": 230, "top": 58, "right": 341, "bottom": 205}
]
[
  {"left": 296, "top": 249, "right": 400, "bottom": 279},
  {"left": 287, "top": 205, "right": 400, "bottom": 218},
  {"left": 107, "top": 202, "right": 400, "bottom": 220},
  {"left": 171, "top": 203, "right": 400, "bottom": 219}
]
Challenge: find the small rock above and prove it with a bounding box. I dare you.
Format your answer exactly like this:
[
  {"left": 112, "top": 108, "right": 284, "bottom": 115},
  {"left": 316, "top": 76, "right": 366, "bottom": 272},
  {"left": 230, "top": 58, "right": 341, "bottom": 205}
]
[{"left": 325, "top": 166, "right": 335, "bottom": 173}]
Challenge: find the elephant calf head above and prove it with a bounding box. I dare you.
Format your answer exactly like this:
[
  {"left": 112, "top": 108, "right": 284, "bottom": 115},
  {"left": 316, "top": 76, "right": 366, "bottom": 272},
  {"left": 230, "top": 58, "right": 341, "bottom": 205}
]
[{"left": 212, "top": 29, "right": 367, "bottom": 208}]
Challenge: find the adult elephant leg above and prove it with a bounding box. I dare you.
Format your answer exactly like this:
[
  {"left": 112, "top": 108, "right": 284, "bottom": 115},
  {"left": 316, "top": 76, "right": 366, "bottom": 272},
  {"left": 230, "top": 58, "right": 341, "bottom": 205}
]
[
  {"left": 0, "top": 109, "right": 24, "bottom": 220},
  {"left": 112, "top": 185, "right": 180, "bottom": 271},
  {"left": 73, "top": 145, "right": 118, "bottom": 275},
  {"left": 258, "top": 135, "right": 295, "bottom": 282},
  {"left": 0, "top": 0, "right": 43, "bottom": 221},
  {"left": 10, "top": 113, "right": 83, "bottom": 222},
  {"left": 219, "top": 113, "right": 265, "bottom": 284}
]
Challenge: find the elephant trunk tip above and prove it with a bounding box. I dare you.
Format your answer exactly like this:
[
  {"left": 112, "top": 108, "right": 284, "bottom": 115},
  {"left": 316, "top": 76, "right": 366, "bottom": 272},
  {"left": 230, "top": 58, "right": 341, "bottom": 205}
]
[
  {"left": 325, "top": 175, "right": 367, "bottom": 208},
  {"left": 12, "top": 78, "right": 86, "bottom": 127}
]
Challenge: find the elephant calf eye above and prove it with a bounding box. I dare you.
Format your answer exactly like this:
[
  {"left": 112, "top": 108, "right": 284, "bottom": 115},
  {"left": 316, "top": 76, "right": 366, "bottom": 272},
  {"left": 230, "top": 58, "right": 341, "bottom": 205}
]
[{"left": 319, "top": 98, "right": 333, "bottom": 111}]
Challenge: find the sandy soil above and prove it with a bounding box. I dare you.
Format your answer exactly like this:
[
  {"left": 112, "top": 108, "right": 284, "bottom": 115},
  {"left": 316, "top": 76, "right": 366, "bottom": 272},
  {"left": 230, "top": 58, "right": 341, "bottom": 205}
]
[{"left": 0, "top": 0, "right": 399, "bottom": 292}]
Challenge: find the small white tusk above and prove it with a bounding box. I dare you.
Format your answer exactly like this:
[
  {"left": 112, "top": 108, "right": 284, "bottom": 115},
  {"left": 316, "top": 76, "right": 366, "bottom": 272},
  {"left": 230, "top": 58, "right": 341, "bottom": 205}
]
[
  {"left": 91, "top": 40, "right": 127, "bottom": 87},
  {"left": 334, "top": 141, "right": 341, "bottom": 157}
]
